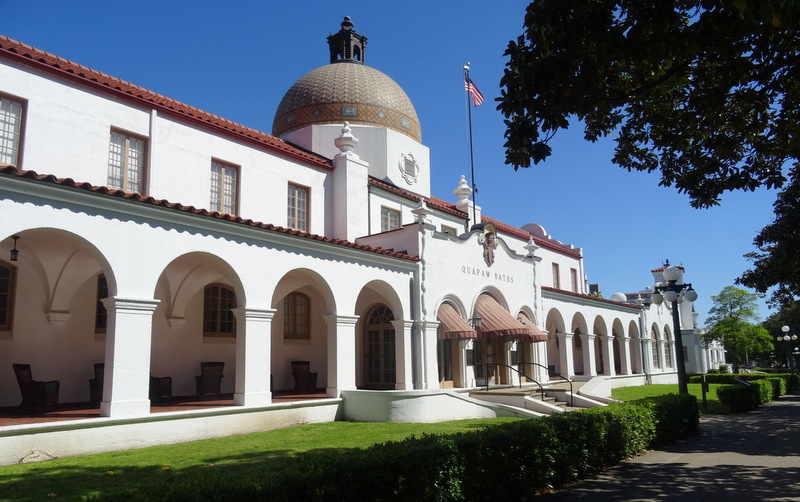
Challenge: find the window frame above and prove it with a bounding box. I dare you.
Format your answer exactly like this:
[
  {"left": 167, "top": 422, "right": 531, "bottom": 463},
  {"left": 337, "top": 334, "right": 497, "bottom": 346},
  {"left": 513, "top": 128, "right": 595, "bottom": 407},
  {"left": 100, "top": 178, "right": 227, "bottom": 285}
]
[
  {"left": 203, "top": 283, "right": 237, "bottom": 338},
  {"left": 0, "top": 92, "right": 26, "bottom": 168},
  {"left": 552, "top": 263, "right": 560, "bottom": 289},
  {"left": 287, "top": 183, "right": 310, "bottom": 232},
  {"left": 283, "top": 292, "right": 311, "bottom": 340},
  {"left": 107, "top": 128, "right": 148, "bottom": 194},
  {"left": 570, "top": 268, "right": 579, "bottom": 293},
  {"left": 210, "top": 159, "right": 239, "bottom": 215},
  {"left": 380, "top": 206, "right": 401, "bottom": 232},
  {"left": 0, "top": 260, "right": 17, "bottom": 332}
]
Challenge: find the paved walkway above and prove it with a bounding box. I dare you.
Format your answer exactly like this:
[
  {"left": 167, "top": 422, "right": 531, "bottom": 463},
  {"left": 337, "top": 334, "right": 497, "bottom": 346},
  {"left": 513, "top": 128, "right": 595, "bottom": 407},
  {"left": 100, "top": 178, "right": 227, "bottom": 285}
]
[{"left": 543, "top": 392, "right": 800, "bottom": 501}]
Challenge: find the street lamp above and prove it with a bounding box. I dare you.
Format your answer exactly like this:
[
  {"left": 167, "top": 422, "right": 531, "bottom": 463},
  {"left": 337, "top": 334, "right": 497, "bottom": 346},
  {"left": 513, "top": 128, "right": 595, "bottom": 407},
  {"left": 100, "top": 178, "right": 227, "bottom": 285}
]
[
  {"left": 650, "top": 260, "right": 698, "bottom": 394},
  {"left": 778, "top": 326, "right": 797, "bottom": 374}
]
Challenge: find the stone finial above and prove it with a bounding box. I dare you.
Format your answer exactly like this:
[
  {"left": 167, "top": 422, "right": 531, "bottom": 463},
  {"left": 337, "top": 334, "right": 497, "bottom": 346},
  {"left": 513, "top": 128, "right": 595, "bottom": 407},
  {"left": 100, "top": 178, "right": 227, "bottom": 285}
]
[
  {"left": 334, "top": 121, "right": 360, "bottom": 155},
  {"left": 411, "top": 199, "right": 432, "bottom": 224},
  {"left": 453, "top": 175, "right": 473, "bottom": 203}
]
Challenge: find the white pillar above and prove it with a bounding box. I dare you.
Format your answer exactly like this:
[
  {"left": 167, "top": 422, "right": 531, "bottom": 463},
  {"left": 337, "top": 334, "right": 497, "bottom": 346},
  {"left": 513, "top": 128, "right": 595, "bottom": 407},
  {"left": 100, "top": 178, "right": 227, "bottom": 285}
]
[
  {"left": 620, "top": 336, "right": 632, "bottom": 375},
  {"left": 601, "top": 334, "right": 616, "bottom": 376},
  {"left": 557, "top": 332, "right": 575, "bottom": 378},
  {"left": 232, "top": 307, "right": 275, "bottom": 406},
  {"left": 391, "top": 319, "right": 415, "bottom": 390},
  {"left": 417, "top": 320, "right": 440, "bottom": 390},
  {"left": 324, "top": 314, "right": 359, "bottom": 397},
  {"left": 100, "top": 297, "right": 159, "bottom": 418},
  {"left": 581, "top": 333, "right": 597, "bottom": 376}
]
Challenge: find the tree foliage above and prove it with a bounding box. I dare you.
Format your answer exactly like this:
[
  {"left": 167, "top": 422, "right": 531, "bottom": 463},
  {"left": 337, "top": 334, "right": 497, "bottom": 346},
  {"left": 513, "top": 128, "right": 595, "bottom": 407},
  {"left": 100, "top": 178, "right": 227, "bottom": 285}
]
[
  {"left": 738, "top": 165, "right": 800, "bottom": 308},
  {"left": 498, "top": 0, "right": 800, "bottom": 208},
  {"left": 702, "top": 286, "right": 771, "bottom": 369}
]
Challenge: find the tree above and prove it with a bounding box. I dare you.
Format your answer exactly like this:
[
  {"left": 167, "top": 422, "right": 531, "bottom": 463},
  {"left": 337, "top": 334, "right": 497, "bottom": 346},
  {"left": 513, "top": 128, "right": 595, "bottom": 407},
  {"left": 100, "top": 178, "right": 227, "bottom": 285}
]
[
  {"left": 497, "top": 0, "right": 800, "bottom": 209},
  {"left": 738, "top": 166, "right": 800, "bottom": 309},
  {"left": 702, "top": 286, "right": 772, "bottom": 371}
]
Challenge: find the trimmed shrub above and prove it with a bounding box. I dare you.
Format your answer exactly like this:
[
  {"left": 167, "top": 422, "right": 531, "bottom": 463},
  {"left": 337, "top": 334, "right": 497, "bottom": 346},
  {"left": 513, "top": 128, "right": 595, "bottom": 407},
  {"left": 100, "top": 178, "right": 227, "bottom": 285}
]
[{"left": 628, "top": 393, "right": 699, "bottom": 446}]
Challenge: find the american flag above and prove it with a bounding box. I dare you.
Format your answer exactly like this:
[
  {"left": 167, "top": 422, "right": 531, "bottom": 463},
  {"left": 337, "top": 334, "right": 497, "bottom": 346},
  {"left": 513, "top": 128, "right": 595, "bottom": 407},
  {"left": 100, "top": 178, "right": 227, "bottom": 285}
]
[{"left": 464, "top": 76, "right": 485, "bottom": 106}]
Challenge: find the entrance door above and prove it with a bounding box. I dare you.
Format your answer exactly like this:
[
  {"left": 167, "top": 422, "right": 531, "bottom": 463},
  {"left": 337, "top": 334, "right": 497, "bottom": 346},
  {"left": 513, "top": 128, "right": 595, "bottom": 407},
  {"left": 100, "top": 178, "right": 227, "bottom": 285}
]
[{"left": 365, "top": 305, "right": 396, "bottom": 389}]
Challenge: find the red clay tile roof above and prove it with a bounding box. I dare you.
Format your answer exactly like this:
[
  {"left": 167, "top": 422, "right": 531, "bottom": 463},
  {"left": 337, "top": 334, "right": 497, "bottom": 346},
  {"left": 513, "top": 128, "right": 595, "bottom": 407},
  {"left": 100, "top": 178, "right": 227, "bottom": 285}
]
[
  {"left": 541, "top": 286, "right": 642, "bottom": 310},
  {"left": 651, "top": 264, "right": 685, "bottom": 272},
  {"left": 368, "top": 177, "right": 467, "bottom": 218},
  {"left": 0, "top": 35, "right": 332, "bottom": 171},
  {"left": 0, "top": 165, "right": 418, "bottom": 262}
]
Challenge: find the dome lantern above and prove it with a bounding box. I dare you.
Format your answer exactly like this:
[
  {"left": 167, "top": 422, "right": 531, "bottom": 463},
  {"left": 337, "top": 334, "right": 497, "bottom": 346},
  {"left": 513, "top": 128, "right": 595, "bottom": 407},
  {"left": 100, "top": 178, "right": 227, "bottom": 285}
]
[{"left": 328, "top": 16, "right": 367, "bottom": 64}]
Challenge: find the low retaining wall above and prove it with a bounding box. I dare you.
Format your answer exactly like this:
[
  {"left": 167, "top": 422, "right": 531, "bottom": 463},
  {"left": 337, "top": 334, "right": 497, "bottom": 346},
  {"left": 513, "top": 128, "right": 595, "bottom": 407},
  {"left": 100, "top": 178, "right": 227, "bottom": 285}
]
[
  {"left": 0, "top": 399, "right": 342, "bottom": 466},
  {"left": 341, "top": 389, "right": 540, "bottom": 422}
]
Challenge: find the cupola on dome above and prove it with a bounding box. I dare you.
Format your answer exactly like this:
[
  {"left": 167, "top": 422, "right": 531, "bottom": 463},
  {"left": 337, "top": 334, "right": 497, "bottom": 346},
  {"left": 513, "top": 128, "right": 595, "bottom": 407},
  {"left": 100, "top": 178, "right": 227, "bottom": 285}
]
[{"left": 272, "top": 17, "right": 421, "bottom": 142}]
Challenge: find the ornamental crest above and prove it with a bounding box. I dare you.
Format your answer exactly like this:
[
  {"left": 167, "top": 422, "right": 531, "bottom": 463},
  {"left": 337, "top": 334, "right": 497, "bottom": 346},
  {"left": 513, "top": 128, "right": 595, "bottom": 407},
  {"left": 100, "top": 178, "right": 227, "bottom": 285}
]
[{"left": 478, "top": 222, "right": 498, "bottom": 267}]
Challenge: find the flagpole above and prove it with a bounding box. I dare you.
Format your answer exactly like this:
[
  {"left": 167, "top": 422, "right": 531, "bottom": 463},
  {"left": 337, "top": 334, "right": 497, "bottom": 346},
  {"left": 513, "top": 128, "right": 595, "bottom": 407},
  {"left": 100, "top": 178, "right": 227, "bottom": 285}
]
[{"left": 464, "top": 63, "right": 478, "bottom": 229}]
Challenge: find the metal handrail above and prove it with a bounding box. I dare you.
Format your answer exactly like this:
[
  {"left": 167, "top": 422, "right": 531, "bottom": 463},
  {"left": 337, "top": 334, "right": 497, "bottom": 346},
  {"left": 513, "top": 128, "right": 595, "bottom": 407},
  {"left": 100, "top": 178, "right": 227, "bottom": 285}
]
[{"left": 475, "top": 362, "right": 574, "bottom": 407}]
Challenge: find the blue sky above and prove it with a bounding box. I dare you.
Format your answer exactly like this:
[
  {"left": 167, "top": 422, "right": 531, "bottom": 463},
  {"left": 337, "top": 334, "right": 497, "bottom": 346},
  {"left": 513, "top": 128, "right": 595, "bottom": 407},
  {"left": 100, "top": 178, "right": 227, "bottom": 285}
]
[{"left": 4, "top": 1, "right": 779, "bottom": 324}]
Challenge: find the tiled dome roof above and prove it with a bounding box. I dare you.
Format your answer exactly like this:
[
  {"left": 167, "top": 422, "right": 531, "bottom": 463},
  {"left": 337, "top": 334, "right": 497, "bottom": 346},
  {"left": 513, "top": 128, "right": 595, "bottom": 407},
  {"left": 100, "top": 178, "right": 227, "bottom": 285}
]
[{"left": 272, "top": 61, "right": 421, "bottom": 142}]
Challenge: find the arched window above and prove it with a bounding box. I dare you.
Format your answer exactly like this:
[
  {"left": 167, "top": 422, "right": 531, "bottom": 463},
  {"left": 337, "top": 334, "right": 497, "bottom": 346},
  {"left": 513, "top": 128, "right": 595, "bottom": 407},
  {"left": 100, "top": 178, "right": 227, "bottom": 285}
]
[
  {"left": 651, "top": 327, "right": 660, "bottom": 369},
  {"left": 664, "top": 331, "right": 673, "bottom": 368},
  {"left": 203, "top": 284, "right": 236, "bottom": 337},
  {"left": 365, "top": 305, "right": 396, "bottom": 388},
  {"left": 0, "top": 261, "right": 16, "bottom": 331},
  {"left": 284, "top": 292, "right": 310, "bottom": 340}
]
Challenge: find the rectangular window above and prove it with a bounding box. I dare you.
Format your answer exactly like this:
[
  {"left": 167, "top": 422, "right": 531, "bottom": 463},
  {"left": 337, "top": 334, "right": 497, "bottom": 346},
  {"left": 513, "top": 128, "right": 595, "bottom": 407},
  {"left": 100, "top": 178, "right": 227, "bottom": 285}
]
[
  {"left": 570, "top": 268, "right": 579, "bottom": 293},
  {"left": 284, "top": 292, "right": 310, "bottom": 340},
  {"left": 381, "top": 207, "right": 401, "bottom": 232},
  {"left": 210, "top": 160, "right": 238, "bottom": 214},
  {"left": 203, "top": 285, "right": 236, "bottom": 337},
  {"left": 0, "top": 95, "right": 24, "bottom": 167},
  {"left": 287, "top": 183, "right": 309, "bottom": 231},
  {"left": 441, "top": 225, "right": 458, "bottom": 236},
  {"left": 0, "top": 262, "right": 16, "bottom": 331},
  {"left": 108, "top": 129, "right": 147, "bottom": 193},
  {"left": 552, "top": 263, "right": 560, "bottom": 289}
]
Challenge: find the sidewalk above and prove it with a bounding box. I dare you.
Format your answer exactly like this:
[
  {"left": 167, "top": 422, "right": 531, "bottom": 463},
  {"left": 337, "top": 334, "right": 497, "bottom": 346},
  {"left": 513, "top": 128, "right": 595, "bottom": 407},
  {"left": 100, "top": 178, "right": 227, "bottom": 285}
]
[{"left": 542, "top": 392, "right": 800, "bottom": 501}]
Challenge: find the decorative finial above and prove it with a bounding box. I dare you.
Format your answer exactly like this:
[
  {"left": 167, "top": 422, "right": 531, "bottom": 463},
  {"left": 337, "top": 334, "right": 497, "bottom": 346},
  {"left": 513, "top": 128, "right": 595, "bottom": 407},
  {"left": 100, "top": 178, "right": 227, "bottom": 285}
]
[
  {"left": 453, "top": 175, "right": 473, "bottom": 203},
  {"left": 334, "top": 121, "right": 360, "bottom": 155}
]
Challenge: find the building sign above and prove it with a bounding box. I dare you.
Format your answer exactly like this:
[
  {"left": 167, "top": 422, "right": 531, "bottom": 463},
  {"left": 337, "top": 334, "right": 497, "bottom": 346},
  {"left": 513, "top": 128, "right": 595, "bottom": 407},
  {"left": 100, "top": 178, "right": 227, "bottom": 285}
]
[{"left": 461, "top": 266, "right": 515, "bottom": 283}]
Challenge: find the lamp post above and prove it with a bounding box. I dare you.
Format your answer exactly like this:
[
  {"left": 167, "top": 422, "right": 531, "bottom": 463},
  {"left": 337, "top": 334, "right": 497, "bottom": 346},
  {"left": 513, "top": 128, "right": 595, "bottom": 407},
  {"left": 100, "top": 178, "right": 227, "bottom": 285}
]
[
  {"left": 778, "top": 326, "right": 797, "bottom": 374},
  {"left": 650, "top": 261, "right": 698, "bottom": 395}
]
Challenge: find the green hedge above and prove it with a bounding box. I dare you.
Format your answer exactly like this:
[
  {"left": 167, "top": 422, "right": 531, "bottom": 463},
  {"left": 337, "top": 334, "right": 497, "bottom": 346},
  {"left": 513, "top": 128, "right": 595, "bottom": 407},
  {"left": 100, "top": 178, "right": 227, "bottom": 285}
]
[
  {"left": 716, "top": 379, "right": 774, "bottom": 412},
  {"left": 689, "top": 372, "right": 799, "bottom": 392},
  {"left": 89, "top": 394, "right": 698, "bottom": 502}
]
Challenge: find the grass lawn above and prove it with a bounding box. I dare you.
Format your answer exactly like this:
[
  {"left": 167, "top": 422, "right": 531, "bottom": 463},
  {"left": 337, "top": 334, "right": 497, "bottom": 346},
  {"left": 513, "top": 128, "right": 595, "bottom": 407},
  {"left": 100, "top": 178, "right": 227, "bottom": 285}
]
[
  {"left": 611, "top": 382, "right": 730, "bottom": 414},
  {"left": 0, "top": 418, "right": 518, "bottom": 502}
]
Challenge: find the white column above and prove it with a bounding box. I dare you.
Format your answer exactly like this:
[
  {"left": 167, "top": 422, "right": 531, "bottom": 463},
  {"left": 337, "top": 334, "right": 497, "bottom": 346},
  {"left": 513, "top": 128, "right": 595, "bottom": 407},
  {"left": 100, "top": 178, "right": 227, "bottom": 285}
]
[
  {"left": 391, "top": 319, "right": 416, "bottom": 390},
  {"left": 417, "top": 320, "right": 440, "bottom": 390},
  {"left": 232, "top": 307, "right": 275, "bottom": 407},
  {"left": 601, "top": 334, "right": 616, "bottom": 376},
  {"left": 620, "top": 336, "right": 632, "bottom": 375},
  {"left": 557, "top": 332, "right": 575, "bottom": 378},
  {"left": 642, "top": 338, "right": 654, "bottom": 374},
  {"left": 582, "top": 333, "right": 597, "bottom": 377},
  {"left": 100, "top": 297, "right": 159, "bottom": 418},
  {"left": 324, "top": 314, "right": 359, "bottom": 397}
]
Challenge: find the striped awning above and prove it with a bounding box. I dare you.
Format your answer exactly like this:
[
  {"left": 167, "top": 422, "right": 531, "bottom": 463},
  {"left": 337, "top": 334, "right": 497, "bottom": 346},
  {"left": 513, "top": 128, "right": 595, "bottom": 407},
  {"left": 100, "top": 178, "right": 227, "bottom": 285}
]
[
  {"left": 517, "top": 312, "right": 548, "bottom": 343},
  {"left": 437, "top": 303, "right": 476, "bottom": 340},
  {"left": 473, "top": 294, "right": 529, "bottom": 337}
]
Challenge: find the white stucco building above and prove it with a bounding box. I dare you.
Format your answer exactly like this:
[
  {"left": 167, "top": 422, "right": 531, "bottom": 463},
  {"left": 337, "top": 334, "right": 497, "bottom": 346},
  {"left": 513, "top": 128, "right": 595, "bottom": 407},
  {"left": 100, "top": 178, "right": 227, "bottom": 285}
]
[{"left": 0, "top": 18, "right": 723, "bottom": 463}]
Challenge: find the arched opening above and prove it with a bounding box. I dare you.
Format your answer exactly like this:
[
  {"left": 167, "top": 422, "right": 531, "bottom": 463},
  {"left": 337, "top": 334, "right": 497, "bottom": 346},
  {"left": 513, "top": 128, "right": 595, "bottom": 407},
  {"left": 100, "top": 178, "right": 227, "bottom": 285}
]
[{"left": 363, "top": 305, "right": 396, "bottom": 389}]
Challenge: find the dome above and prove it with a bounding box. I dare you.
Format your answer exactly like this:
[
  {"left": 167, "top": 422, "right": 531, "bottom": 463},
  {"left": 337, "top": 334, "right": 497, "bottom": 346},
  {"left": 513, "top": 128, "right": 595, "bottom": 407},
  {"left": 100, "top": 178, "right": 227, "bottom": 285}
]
[
  {"left": 610, "top": 292, "right": 628, "bottom": 302},
  {"left": 272, "top": 62, "right": 420, "bottom": 142}
]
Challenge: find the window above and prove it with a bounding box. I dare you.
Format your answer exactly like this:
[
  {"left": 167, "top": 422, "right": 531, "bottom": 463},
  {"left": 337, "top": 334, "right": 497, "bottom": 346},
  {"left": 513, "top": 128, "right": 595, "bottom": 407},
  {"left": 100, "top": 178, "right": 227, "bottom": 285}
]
[
  {"left": 287, "top": 184, "right": 309, "bottom": 231},
  {"left": 108, "top": 130, "right": 146, "bottom": 193},
  {"left": 283, "top": 292, "right": 310, "bottom": 340},
  {"left": 381, "top": 207, "right": 401, "bottom": 232},
  {"left": 441, "top": 225, "right": 458, "bottom": 236},
  {"left": 0, "top": 261, "right": 16, "bottom": 331},
  {"left": 95, "top": 274, "right": 108, "bottom": 333},
  {"left": 0, "top": 95, "right": 24, "bottom": 167},
  {"left": 210, "top": 160, "right": 238, "bottom": 214},
  {"left": 570, "top": 268, "right": 579, "bottom": 293},
  {"left": 552, "top": 263, "right": 560, "bottom": 289},
  {"left": 203, "top": 284, "right": 236, "bottom": 337}
]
